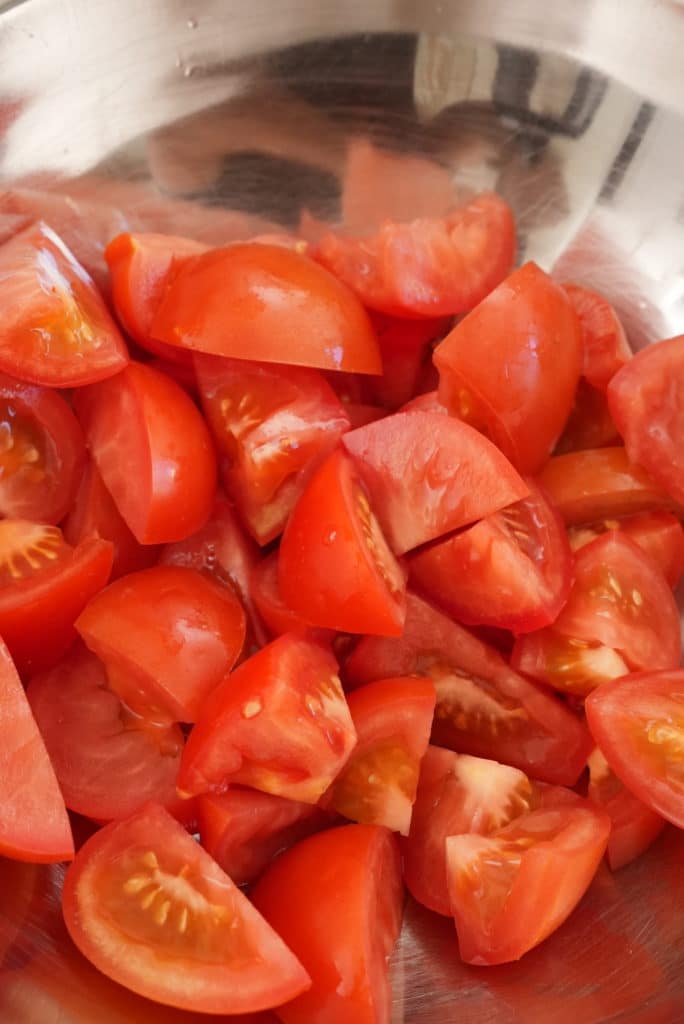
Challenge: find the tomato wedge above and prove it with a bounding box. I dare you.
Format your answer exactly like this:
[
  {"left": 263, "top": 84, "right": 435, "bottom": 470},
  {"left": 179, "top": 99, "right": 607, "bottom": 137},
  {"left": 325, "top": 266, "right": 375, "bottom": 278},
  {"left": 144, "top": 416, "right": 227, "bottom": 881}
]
[
  {"left": 569, "top": 510, "right": 684, "bottom": 589},
  {"left": 252, "top": 824, "right": 403, "bottom": 1024},
  {"left": 345, "top": 592, "right": 592, "bottom": 786},
  {"left": 76, "top": 565, "right": 246, "bottom": 723},
  {"left": 62, "top": 803, "right": 310, "bottom": 1014},
  {"left": 434, "top": 262, "right": 582, "bottom": 473},
  {"left": 0, "top": 635, "right": 73, "bottom": 862},
  {"left": 250, "top": 551, "right": 316, "bottom": 638},
  {"left": 0, "top": 858, "right": 40, "bottom": 966},
  {"left": 563, "top": 284, "right": 631, "bottom": 390},
  {"left": 342, "top": 410, "right": 529, "bottom": 554},
  {"left": 178, "top": 633, "right": 357, "bottom": 803},
  {"left": 278, "top": 449, "right": 406, "bottom": 636},
  {"left": 151, "top": 242, "right": 381, "bottom": 374},
  {"left": 409, "top": 479, "right": 572, "bottom": 633},
  {"left": 324, "top": 676, "right": 435, "bottom": 835},
  {"left": 315, "top": 192, "right": 515, "bottom": 318},
  {"left": 0, "top": 221, "right": 128, "bottom": 386},
  {"left": 511, "top": 628, "right": 630, "bottom": 698},
  {"left": 27, "top": 644, "right": 185, "bottom": 822},
  {"left": 74, "top": 360, "right": 216, "bottom": 544},
  {"left": 368, "top": 312, "right": 451, "bottom": 410},
  {"left": 554, "top": 380, "right": 620, "bottom": 454}
]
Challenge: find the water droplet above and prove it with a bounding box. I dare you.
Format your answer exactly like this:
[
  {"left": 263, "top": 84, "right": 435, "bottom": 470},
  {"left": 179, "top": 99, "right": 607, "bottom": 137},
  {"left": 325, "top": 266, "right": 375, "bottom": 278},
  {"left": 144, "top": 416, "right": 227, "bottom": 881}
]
[
  {"left": 183, "top": 63, "right": 197, "bottom": 78},
  {"left": 187, "top": 16, "right": 198, "bottom": 28},
  {"left": 323, "top": 529, "right": 337, "bottom": 546}
]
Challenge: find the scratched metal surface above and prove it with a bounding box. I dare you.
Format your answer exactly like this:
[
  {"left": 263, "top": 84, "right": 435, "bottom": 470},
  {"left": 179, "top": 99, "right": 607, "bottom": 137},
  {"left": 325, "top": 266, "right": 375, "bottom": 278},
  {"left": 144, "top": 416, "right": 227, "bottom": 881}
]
[{"left": 1, "top": 0, "right": 684, "bottom": 1020}]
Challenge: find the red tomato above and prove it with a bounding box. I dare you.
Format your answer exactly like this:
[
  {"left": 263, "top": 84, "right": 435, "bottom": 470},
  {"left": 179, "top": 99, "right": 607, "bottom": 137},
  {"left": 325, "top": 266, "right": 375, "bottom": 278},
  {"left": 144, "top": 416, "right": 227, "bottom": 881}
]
[
  {"left": 0, "top": 521, "right": 113, "bottom": 676},
  {"left": 0, "top": 373, "right": 85, "bottom": 523},
  {"left": 511, "top": 628, "right": 630, "bottom": 698},
  {"left": 151, "top": 242, "right": 381, "bottom": 374},
  {"left": 563, "top": 283, "right": 631, "bottom": 390},
  {"left": 105, "top": 231, "right": 207, "bottom": 354},
  {"left": 27, "top": 645, "right": 185, "bottom": 822},
  {"left": 587, "top": 747, "right": 665, "bottom": 871},
  {"left": 399, "top": 388, "right": 448, "bottom": 414},
  {"left": 74, "top": 360, "right": 216, "bottom": 544},
  {"left": 408, "top": 479, "right": 572, "bottom": 633},
  {"left": 368, "top": 312, "right": 451, "bottom": 410},
  {"left": 342, "top": 410, "right": 529, "bottom": 555},
  {"left": 147, "top": 354, "right": 198, "bottom": 395},
  {"left": 434, "top": 262, "right": 582, "bottom": 473},
  {"left": 0, "top": 858, "right": 40, "bottom": 965},
  {"left": 0, "top": 635, "right": 73, "bottom": 862},
  {"left": 251, "top": 824, "right": 403, "bottom": 1024},
  {"left": 178, "top": 633, "right": 357, "bottom": 803},
  {"left": 554, "top": 380, "right": 620, "bottom": 454},
  {"left": 278, "top": 449, "right": 406, "bottom": 636},
  {"left": 63, "top": 459, "right": 159, "bottom": 581},
  {"left": 195, "top": 355, "right": 350, "bottom": 544},
  {"left": 324, "top": 676, "right": 435, "bottom": 835},
  {"left": 315, "top": 192, "right": 516, "bottom": 318},
  {"left": 345, "top": 592, "right": 592, "bottom": 786},
  {"left": 608, "top": 334, "right": 684, "bottom": 504},
  {"left": 197, "top": 787, "right": 329, "bottom": 886},
  {"left": 537, "top": 447, "right": 676, "bottom": 526},
  {"left": 76, "top": 565, "right": 246, "bottom": 723},
  {"left": 250, "top": 551, "right": 315, "bottom": 637},
  {"left": 62, "top": 803, "right": 311, "bottom": 1014},
  {"left": 0, "top": 221, "right": 128, "bottom": 386},
  {"left": 586, "top": 670, "right": 684, "bottom": 829},
  {"left": 446, "top": 796, "right": 610, "bottom": 964},
  {"left": 568, "top": 510, "right": 684, "bottom": 588}
]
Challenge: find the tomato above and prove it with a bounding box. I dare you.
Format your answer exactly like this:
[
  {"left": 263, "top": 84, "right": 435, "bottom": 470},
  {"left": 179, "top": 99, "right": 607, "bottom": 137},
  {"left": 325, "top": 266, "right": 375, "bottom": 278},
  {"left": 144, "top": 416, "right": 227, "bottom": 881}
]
[
  {"left": 151, "top": 242, "right": 381, "bottom": 374},
  {"left": 446, "top": 797, "right": 610, "bottom": 964},
  {"left": 278, "top": 449, "right": 406, "bottom": 636},
  {"left": 27, "top": 644, "right": 185, "bottom": 822},
  {"left": 197, "top": 788, "right": 329, "bottom": 886},
  {"left": 147, "top": 354, "right": 198, "bottom": 395},
  {"left": 195, "top": 355, "right": 350, "bottom": 544},
  {"left": 434, "top": 262, "right": 582, "bottom": 473},
  {"left": 408, "top": 479, "right": 572, "bottom": 633},
  {"left": 342, "top": 410, "right": 529, "bottom": 555},
  {"left": 324, "top": 676, "right": 435, "bottom": 835},
  {"left": 76, "top": 565, "right": 246, "bottom": 723},
  {"left": 0, "top": 635, "right": 73, "bottom": 862},
  {"left": 608, "top": 335, "right": 684, "bottom": 504},
  {"left": 587, "top": 747, "right": 665, "bottom": 871},
  {"left": 250, "top": 550, "right": 314, "bottom": 637},
  {"left": 568, "top": 510, "right": 684, "bottom": 588},
  {"left": 315, "top": 192, "right": 515, "bottom": 318},
  {"left": 537, "top": 447, "right": 676, "bottom": 526},
  {"left": 252, "top": 824, "right": 403, "bottom": 1024},
  {"left": 178, "top": 633, "right": 357, "bottom": 803},
  {"left": 0, "top": 857, "right": 40, "bottom": 966},
  {"left": 345, "top": 592, "right": 592, "bottom": 786},
  {"left": 563, "top": 283, "right": 631, "bottom": 390},
  {"left": 62, "top": 803, "right": 311, "bottom": 1014},
  {"left": 368, "top": 312, "right": 451, "bottom": 410},
  {"left": 0, "top": 221, "right": 128, "bottom": 386},
  {"left": 511, "top": 628, "right": 630, "bottom": 698},
  {"left": 0, "top": 522, "right": 112, "bottom": 676},
  {"left": 105, "top": 231, "right": 207, "bottom": 354},
  {"left": 399, "top": 388, "right": 448, "bottom": 414},
  {"left": 74, "top": 360, "right": 216, "bottom": 544},
  {"left": 554, "top": 380, "right": 620, "bottom": 454},
  {"left": 586, "top": 670, "right": 684, "bottom": 830}
]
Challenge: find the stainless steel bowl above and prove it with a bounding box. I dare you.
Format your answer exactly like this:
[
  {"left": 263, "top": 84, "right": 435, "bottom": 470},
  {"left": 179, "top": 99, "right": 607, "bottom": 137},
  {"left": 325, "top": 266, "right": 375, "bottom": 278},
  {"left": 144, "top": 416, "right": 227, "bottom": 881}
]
[{"left": 1, "top": 1, "right": 684, "bottom": 1020}]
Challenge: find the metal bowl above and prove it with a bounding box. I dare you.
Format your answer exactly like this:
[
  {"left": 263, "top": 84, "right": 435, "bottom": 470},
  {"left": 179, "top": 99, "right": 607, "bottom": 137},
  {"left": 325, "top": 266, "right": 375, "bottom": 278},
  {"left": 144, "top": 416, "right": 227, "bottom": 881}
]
[{"left": 1, "top": 1, "right": 684, "bottom": 1020}]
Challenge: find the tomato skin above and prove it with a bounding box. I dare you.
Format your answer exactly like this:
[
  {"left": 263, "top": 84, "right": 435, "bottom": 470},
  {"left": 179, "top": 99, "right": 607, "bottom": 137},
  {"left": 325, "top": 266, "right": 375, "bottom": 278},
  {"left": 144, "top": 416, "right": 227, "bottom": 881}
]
[
  {"left": 315, "top": 192, "right": 516, "bottom": 318},
  {"left": 563, "top": 283, "right": 631, "bottom": 390},
  {"left": 251, "top": 824, "right": 403, "bottom": 1024},
  {"left": 250, "top": 550, "right": 318, "bottom": 638},
  {"left": 151, "top": 242, "right": 382, "bottom": 374},
  {"left": 434, "top": 262, "right": 582, "bottom": 474},
  {"left": 62, "top": 802, "right": 311, "bottom": 1014},
  {"left": 587, "top": 748, "right": 665, "bottom": 871},
  {"left": 76, "top": 564, "right": 246, "bottom": 723},
  {"left": 554, "top": 380, "right": 620, "bottom": 454},
  {"left": 0, "top": 635, "right": 74, "bottom": 863},
  {"left": 342, "top": 410, "right": 529, "bottom": 555},
  {"left": 74, "top": 360, "right": 217, "bottom": 544},
  {"left": 608, "top": 334, "right": 684, "bottom": 504},
  {"left": 409, "top": 479, "right": 572, "bottom": 633},
  {"left": 278, "top": 449, "right": 406, "bottom": 637},
  {"left": 368, "top": 312, "right": 451, "bottom": 410},
  {"left": 537, "top": 447, "right": 676, "bottom": 526},
  {"left": 0, "top": 221, "right": 129, "bottom": 387},
  {"left": 178, "top": 633, "right": 357, "bottom": 804}
]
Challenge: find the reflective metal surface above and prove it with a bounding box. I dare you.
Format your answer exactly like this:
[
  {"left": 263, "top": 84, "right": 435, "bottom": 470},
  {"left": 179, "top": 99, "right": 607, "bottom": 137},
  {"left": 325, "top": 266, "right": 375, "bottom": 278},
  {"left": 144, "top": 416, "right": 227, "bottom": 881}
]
[{"left": 1, "top": 0, "right": 684, "bottom": 1020}]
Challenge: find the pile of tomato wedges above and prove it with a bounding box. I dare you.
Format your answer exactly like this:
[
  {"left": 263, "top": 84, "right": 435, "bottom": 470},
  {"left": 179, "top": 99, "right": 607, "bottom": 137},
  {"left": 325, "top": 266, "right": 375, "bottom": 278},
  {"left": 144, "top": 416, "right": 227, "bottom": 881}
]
[{"left": 1, "top": 185, "right": 684, "bottom": 1021}]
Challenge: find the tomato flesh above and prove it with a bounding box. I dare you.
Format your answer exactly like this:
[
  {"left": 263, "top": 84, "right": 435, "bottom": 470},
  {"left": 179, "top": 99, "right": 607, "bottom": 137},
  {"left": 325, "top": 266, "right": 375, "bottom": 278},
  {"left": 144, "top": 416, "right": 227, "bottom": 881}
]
[{"left": 563, "top": 283, "right": 631, "bottom": 391}]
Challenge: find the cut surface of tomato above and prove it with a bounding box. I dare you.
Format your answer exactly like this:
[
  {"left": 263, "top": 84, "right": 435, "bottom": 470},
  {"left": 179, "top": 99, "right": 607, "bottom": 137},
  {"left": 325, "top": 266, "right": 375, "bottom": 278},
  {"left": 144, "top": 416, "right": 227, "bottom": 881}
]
[
  {"left": 0, "top": 635, "right": 73, "bottom": 862},
  {"left": 568, "top": 510, "right": 684, "bottom": 589},
  {"left": 342, "top": 410, "right": 529, "bottom": 555},
  {"left": 250, "top": 550, "right": 315, "bottom": 638},
  {"left": 368, "top": 312, "right": 451, "bottom": 410},
  {"left": 252, "top": 824, "right": 403, "bottom": 1024},
  {"left": 61, "top": 803, "right": 311, "bottom": 1014},
  {"left": 563, "top": 283, "right": 631, "bottom": 391},
  {"left": 0, "top": 221, "right": 128, "bottom": 386},
  {"left": 76, "top": 565, "right": 246, "bottom": 723},
  {"left": 178, "top": 633, "right": 357, "bottom": 803},
  {"left": 151, "top": 242, "right": 382, "bottom": 373},
  {"left": 434, "top": 262, "right": 582, "bottom": 473},
  {"left": 511, "top": 628, "right": 629, "bottom": 698},
  {"left": 315, "top": 192, "right": 515, "bottom": 318}
]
